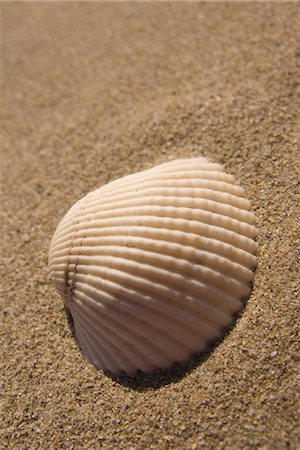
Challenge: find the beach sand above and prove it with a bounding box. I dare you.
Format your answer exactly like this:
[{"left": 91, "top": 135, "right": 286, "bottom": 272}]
[{"left": 1, "top": 3, "right": 299, "bottom": 449}]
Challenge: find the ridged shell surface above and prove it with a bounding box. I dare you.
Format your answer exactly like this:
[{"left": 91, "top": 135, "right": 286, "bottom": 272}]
[{"left": 49, "top": 157, "right": 258, "bottom": 374}]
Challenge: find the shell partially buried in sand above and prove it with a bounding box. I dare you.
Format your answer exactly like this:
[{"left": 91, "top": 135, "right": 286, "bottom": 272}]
[{"left": 48, "top": 157, "right": 258, "bottom": 374}]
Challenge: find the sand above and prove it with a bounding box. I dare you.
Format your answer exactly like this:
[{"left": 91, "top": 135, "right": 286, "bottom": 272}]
[{"left": 1, "top": 2, "right": 299, "bottom": 449}]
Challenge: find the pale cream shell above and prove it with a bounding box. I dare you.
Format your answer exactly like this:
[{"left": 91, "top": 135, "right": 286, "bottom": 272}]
[{"left": 48, "top": 157, "right": 258, "bottom": 374}]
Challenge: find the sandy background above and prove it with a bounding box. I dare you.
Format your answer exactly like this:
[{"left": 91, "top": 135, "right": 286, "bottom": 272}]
[{"left": 1, "top": 3, "right": 299, "bottom": 449}]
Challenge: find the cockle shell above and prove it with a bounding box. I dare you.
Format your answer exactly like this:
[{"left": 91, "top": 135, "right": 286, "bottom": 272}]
[{"left": 48, "top": 157, "right": 258, "bottom": 374}]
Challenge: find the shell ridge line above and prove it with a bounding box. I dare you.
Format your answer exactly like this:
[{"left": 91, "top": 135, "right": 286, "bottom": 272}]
[
  {"left": 72, "top": 265, "right": 226, "bottom": 336},
  {"left": 50, "top": 229, "right": 257, "bottom": 269},
  {"left": 72, "top": 293, "right": 184, "bottom": 371},
  {"left": 73, "top": 287, "right": 211, "bottom": 371},
  {"left": 81, "top": 186, "right": 249, "bottom": 211},
  {"left": 65, "top": 252, "right": 248, "bottom": 300},
  {"left": 50, "top": 227, "right": 257, "bottom": 265},
  {"left": 63, "top": 255, "right": 248, "bottom": 305},
  {"left": 63, "top": 199, "right": 90, "bottom": 309},
  {"left": 65, "top": 211, "right": 80, "bottom": 307},
  {"left": 76, "top": 191, "right": 250, "bottom": 222},
  {"left": 72, "top": 301, "right": 144, "bottom": 373},
  {"left": 76, "top": 289, "right": 192, "bottom": 366},
  {"left": 62, "top": 195, "right": 254, "bottom": 224},
  {"left": 72, "top": 273, "right": 223, "bottom": 339},
  {"left": 70, "top": 261, "right": 242, "bottom": 318},
  {"left": 50, "top": 240, "right": 253, "bottom": 286},
  {"left": 50, "top": 235, "right": 254, "bottom": 281},
  {"left": 73, "top": 317, "right": 95, "bottom": 362},
  {"left": 150, "top": 162, "right": 225, "bottom": 173},
  {"left": 51, "top": 198, "right": 256, "bottom": 234},
  {"left": 91, "top": 162, "right": 225, "bottom": 195},
  {"left": 74, "top": 279, "right": 232, "bottom": 353},
  {"left": 49, "top": 244, "right": 253, "bottom": 286},
  {"left": 50, "top": 218, "right": 258, "bottom": 256},
  {"left": 53, "top": 255, "right": 242, "bottom": 317},
  {"left": 53, "top": 266, "right": 236, "bottom": 337},
  {"left": 84, "top": 165, "right": 233, "bottom": 194},
  {"left": 73, "top": 300, "right": 136, "bottom": 372},
  {"left": 80, "top": 227, "right": 258, "bottom": 265},
  {"left": 71, "top": 310, "right": 107, "bottom": 370},
  {"left": 78, "top": 170, "right": 237, "bottom": 201},
  {"left": 51, "top": 217, "right": 254, "bottom": 250},
  {"left": 72, "top": 303, "right": 125, "bottom": 373},
  {"left": 51, "top": 207, "right": 257, "bottom": 243},
  {"left": 67, "top": 170, "right": 239, "bottom": 210},
  {"left": 83, "top": 179, "right": 245, "bottom": 205}
]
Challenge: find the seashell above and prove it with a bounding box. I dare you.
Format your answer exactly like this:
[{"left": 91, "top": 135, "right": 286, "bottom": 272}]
[{"left": 48, "top": 157, "right": 258, "bottom": 374}]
